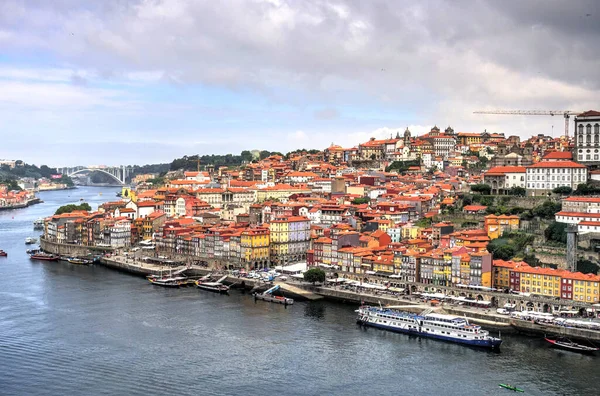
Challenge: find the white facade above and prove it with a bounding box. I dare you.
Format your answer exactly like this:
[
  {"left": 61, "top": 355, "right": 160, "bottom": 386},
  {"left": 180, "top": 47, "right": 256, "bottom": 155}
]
[
  {"left": 526, "top": 162, "right": 587, "bottom": 195},
  {"left": 504, "top": 171, "right": 526, "bottom": 188},
  {"left": 555, "top": 212, "right": 600, "bottom": 225},
  {"left": 175, "top": 197, "right": 186, "bottom": 217}
]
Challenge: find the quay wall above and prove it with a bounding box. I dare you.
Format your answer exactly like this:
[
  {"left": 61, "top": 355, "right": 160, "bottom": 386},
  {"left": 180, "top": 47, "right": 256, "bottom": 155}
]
[
  {"left": 41, "top": 238, "right": 112, "bottom": 257},
  {"left": 0, "top": 197, "right": 42, "bottom": 211},
  {"left": 511, "top": 319, "right": 600, "bottom": 342}
]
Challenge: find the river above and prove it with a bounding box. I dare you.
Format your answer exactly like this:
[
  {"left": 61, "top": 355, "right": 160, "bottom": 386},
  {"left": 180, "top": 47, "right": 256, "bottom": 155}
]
[{"left": 0, "top": 187, "right": 595, "bottom": 396}]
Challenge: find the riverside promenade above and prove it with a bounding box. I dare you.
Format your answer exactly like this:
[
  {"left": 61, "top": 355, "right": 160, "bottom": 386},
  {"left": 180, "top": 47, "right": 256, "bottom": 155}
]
[{"left": 98, "top": 254, "right": 510, "bottom": 326}]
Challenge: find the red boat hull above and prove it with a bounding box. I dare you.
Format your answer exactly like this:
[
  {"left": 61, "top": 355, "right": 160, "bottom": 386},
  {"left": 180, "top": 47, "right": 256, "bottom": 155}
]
[{"left": 30, "top": 255, "right": 58, "bottom": 261}]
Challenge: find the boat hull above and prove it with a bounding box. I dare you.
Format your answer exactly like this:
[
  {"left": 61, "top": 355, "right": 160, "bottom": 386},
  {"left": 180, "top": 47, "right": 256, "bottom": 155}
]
[
  {"left": 149, "top": 279, "right": 180, "bottom": 288},
  {"left": 357, "top": 319, "right": 502, "bottom": 349},
  {"left": 545, "top": 338, "right": 598, "bottom": 354},
  {"left": 196, "top": 284, "right": 229, "bottom": 294},
  {"left": 29, "top": 255, "right": 58, "bottom": 261},
  {"left": 254, "top": 293, "right": 294, "bottom": 305}
]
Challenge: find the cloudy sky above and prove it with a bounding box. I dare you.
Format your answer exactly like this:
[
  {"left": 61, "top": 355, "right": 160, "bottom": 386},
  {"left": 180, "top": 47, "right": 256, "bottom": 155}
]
[{"left": 0, "top": 0, "right": 598, "bottom": 166}]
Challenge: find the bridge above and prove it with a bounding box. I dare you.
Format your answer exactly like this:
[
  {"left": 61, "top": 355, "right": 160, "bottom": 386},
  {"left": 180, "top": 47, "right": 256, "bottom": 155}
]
[{"left": 57, "top": 165, "right": 132, "bottom": 185}]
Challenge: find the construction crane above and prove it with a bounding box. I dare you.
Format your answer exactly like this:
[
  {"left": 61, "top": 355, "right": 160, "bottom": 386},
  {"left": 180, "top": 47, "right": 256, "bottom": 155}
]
[{"left": 473, "top": 110, "right": 581, "bottom": 137}]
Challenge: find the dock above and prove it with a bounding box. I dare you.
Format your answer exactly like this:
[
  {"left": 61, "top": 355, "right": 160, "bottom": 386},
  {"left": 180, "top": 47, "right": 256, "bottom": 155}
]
[{"left": 277, "top": 282, "right": 323, "bottom": 301}]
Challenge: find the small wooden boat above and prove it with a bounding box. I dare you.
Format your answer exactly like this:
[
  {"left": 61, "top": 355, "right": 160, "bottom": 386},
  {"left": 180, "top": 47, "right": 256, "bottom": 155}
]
[
  {"left": 545, "top": 337, "right": 598, "bottom": 354},
  {"left": 499, "top": 384, "right": 524, "bottom": 392},
  {"left": 30, "top": 253, "right": 58, "bottom": 261},
  {"left": 0, "top": 250, "right": 7, "bottom": 257},
  {"left": 66, "top": 257, "right": 93, "bottom": 265},
  {"left": 195, "top": 275, "right": 229, "bottom": 294},
  {"left": 148, "top": 277, "right": 184, "bottom": 288}
]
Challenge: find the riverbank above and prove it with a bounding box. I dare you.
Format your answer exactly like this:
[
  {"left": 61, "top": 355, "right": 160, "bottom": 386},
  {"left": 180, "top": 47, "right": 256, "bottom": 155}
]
[
  {"left": 0, "top": 197, "right": 42, "bottom": 211},
  {"left": 97, "top": 255, "right": 511, "bottom": 325},
  {"left": 37, "top": 186, "right": 77, "bottom": 192},
  {"left": 44, "top": 244, "right": 600, "bottom": 342}
]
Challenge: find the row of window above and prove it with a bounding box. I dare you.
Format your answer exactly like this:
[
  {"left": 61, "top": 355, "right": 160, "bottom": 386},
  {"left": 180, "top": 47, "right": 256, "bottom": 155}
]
[
  {"left": 527, "top": 182, "right": 579, "bottom": 189},
  {"left": 528, "top": 168, "right": 585, "bottom": 173},
  {"left": 577, "top": 123, "right": 600, "bottom": 134}
]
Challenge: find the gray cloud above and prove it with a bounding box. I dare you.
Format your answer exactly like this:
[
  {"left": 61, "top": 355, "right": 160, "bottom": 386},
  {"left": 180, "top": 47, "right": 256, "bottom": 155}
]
[
  {"left": 0, "top": 0, "right": 599, "bottom": 164},
  {"left": 314, "top": 108, "right": 340, "bottom": 120}
]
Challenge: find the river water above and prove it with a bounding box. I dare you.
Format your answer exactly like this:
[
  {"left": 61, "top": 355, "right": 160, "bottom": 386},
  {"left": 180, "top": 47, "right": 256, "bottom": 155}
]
[{"left": 0, "top": 187, "right": 596, "bottom": 396}]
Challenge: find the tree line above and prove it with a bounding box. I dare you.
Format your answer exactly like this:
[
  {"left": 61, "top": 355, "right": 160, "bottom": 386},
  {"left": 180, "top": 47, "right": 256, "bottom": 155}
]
[{"left": 169, "top": 149, "right": 320, "bottom": 171}]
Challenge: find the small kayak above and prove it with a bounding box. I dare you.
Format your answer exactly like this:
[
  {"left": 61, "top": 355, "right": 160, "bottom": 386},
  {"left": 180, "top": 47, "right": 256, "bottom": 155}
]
[{"left": 499, "top": 384, "right": 524, "bottom": 392}]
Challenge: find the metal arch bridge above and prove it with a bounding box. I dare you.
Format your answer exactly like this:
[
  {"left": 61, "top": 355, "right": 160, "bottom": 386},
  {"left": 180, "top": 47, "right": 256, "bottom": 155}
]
[{"left": 57, "top": 166, "right": 132, "bottom": 185}]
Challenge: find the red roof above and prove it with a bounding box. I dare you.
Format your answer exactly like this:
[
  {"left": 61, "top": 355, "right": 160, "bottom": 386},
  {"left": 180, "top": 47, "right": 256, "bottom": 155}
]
[
  {"left": 542, "top": 151, "right": 572, "bottom": 160},
  {"left": 563, "top": 196, "right": 600, "bottom": 202},
  {"left": 485, "top": 166, "right": 526, "bottom": 175},
  {"left": 527, "top": 161, "right": 586, "bottom": 169},
  {"left": 463, "top": 205, "right": 487, "bottom": 211},
  {"left": 578, "top": 110, "right": 600, "bottom": 117}
]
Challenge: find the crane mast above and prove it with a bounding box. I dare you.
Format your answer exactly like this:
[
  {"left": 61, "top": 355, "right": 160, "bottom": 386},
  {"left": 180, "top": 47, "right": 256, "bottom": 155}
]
[{"left": 473, "top": 110, "right": 580, "bottom": 137}]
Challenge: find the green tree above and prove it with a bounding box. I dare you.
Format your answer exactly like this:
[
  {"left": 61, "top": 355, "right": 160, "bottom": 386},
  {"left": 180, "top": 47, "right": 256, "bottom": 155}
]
[
  {"left": 240, "top": 150, "right": 253, "bottom": 162},
  {"left": 531, "top": 201, "right": 561, "bottom": 219},
  {"left": 552, "top": 186, "right": 572, "bottom": 195},
  {"left": 259, "top": 150, "right": 271, "bottom": 160},
  {"left": 508, "top": 186, "right": 526, "bottom": 196},
  {"left": 415, "top": 217, "right": 432, "bottom": 228},
  {"left": 352, "top": 197, "right": 370, "bottom": 205},
  {"left": 59, "top": 175, "right": 74, "bottom": 187},
  {"left": 491, "top": 245, "right": 515, "bottom": 261},
  {"left": 573, "top": 183, "right": 600, "bottom": 196},
  {"left": 544, "top": 221, "right": 567, "bottom": 244},
  {"left": 471, "top": 183, "right": 491, "bottom": 194},
  {"left": 55, "top": 203, "right": 92, "bottom": 215},
  {"left": 385, "top": 160, "right": 420, "bottom": 173},
  {"left": 303, "top": 268, "right": 326, "bottom": 284},
  {"left": 577, "top": 259, "right": 600, "bottom": 275}
]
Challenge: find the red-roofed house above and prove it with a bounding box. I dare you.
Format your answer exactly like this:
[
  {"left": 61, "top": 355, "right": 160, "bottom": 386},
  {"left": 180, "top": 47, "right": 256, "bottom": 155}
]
[
  {"left": 526, "top": 161, "right": 587, "bottom": 196},
  {"left": 484, "top": 166, "right": 526, "bottom": 195}
]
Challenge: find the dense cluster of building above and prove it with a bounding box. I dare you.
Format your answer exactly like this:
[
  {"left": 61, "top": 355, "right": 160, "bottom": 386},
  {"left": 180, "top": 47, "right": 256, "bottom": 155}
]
[
  {"left": 39, "top": 111, "right": 600, "bottom": 304},
  {"left": 0, "top": 185, "right": 36, "bottom": 208}
]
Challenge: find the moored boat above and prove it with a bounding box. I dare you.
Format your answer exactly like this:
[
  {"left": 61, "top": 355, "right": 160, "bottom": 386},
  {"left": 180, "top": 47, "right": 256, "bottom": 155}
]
[
  {"left": 195, "top": 275, "right": 229, "bottom": 294},
  {"left": 253, "top": 284, "right": 294, "bottom": 305},
  {"left": 25, "top": 237, "right": 38, "bottom": 245},
  {"left": 148, "top": 277, "right": 186, "bottom": 288},
  {"left": 544, "top": 337, "right": 598, "bottom": 354},
  {"left": 66, "top": 257, "right": 93, "bottom": 265},
  {"left": 33, "top": 218, "right": 44, "bottom": 230},
  {"left": 30, "top": 252, "right": 59, "bottom": 261},
  {"left": 0, "top": 249, "right": 7, "bottom": 257},
  {"left": 356, "top": 305, "right": 502, "bottom": 349},
  {"left": 499, "top": 384, "right": 524, "bottom": 392}
]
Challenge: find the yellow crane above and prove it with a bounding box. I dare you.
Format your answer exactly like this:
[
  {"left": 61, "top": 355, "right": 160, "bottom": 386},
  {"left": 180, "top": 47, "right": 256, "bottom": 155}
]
[{"left": 473, "top": 110, "right": 581, "bottom": 137}]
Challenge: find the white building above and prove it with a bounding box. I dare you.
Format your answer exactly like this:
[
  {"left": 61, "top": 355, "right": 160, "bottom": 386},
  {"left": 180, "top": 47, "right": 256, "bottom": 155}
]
[
  {"left": 574, "top": 110, "right": 600, "bottom": 165},
  {"left": 526, "top": 161, "right": 587, "bottom": 196},
  {"left": 110, "top": 220, "right": 131, "bottom": 248},
  {"left": 555, "top": 211, "right": 600, "bottom": 225},
  {"left": 483, "top": 166, "right": 526, "bottom": 195}
]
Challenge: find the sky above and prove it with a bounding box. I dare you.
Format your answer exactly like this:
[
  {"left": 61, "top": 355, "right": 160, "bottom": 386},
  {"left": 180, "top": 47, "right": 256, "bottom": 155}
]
[{"left": 0, "top": 0, "right": 599, "bottom": 167}]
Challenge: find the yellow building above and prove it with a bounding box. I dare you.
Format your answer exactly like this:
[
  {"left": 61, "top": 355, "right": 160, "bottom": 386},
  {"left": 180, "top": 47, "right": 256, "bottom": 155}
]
[
  {"left": 485, "top": 214, "right": 519, "bottom": 240},
  {"left": 518, "top": 267, "right": 561, "bottom": 298},
  {"left": 565, "top": 273, "right": 600, "bottom": 303},
  {"left": 240, "top": 228, "right": 270, "bottom": 265},
  {"left": 256, "top": 185, "right": 311, "bottom": 202},
  {"left": 121, "top": 187, "right": 137, "bottom": 202},
  {"left": 401, "top": 224, "right": 420, "bottom": 239}
]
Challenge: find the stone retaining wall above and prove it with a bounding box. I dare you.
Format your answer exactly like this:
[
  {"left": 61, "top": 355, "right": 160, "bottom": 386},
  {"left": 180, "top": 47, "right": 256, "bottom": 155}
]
[{"left": 40, "top": 238, "right": 112, "bottom": 257}]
